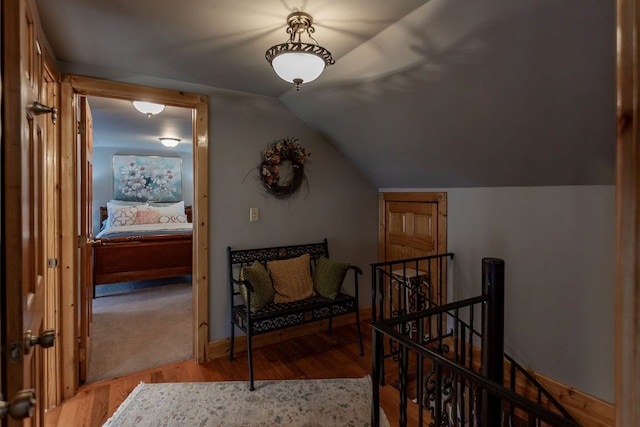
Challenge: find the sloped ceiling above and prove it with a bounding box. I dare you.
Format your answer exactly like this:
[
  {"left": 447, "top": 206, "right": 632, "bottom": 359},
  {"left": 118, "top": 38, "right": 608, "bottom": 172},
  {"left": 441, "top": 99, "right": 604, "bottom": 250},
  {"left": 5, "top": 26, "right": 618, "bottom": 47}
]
[{"left": 36, "top": 0, "right": 616, "bottom": 188}]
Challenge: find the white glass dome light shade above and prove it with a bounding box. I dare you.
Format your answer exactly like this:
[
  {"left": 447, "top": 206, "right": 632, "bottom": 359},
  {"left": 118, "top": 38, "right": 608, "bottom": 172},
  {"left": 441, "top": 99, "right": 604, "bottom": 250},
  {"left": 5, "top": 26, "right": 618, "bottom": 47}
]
[
  {"left": 132, "top": 101, "right": 165, "bottom": 117},
  {"left": 271, "top": 52, "right": 326, "bottom": 85},
  {"left": 266, "top": 12, "right": 335, "bottom": 90},
  {"left": 159, "top": 137, "right": 180, "bottom": 148}
]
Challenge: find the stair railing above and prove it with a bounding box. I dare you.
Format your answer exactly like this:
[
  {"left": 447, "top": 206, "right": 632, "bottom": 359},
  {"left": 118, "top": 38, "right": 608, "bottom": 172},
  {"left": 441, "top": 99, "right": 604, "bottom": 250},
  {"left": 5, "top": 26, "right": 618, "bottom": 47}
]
[
  {"left": 371, "top": 256, "right": 579, "bottom": 426},
  {"left": 371, "top": 252, "right": 455, "bottom": 385}
]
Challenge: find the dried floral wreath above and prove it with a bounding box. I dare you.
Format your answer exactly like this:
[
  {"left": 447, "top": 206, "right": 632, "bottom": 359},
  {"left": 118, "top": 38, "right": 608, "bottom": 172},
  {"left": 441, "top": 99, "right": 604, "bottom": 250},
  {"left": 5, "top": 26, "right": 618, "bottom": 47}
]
[{"left": 259, "top": 138, "right": 309, "bottom": 198}]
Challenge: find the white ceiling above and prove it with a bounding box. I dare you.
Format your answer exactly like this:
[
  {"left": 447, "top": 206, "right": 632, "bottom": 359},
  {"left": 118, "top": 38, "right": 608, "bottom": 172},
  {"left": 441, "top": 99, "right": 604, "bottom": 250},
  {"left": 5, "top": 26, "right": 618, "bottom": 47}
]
[
  {"left": 37, "top": 0, "right": 429, "bottom": 98},
  {"left": 36, "top": 0, "right": 616, "bottom": 187},
  {"left": 86, "top": 96, "right": 193, "bottom": 153}
]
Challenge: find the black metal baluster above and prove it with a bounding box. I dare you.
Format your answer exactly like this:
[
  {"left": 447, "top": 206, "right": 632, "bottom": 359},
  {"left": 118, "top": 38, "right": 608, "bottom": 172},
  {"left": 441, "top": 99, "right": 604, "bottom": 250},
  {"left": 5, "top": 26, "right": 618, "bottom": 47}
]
[
  {"left": 460, "top": 322, "right": 467, "bottom": 427},
  {"left": 437, "top": 257, "right": 442, "bottom": 306},
  {"left": 418, "top": 318, "right": 425, "bottom": 426},
  {"left": 453, "top": 309, "right": 460, "bottom": 426},
  {"left": 372, "top": 328, "right": 382, "bottom": 427},
  {"left": 469, "top": 306, "right": 475, "bottom": 370},
  {"left": 435, "top": 362, "right": 443, "bottom": 426},
  {"left": 399, "top": 341, "right": 408, "bottom": 427}
]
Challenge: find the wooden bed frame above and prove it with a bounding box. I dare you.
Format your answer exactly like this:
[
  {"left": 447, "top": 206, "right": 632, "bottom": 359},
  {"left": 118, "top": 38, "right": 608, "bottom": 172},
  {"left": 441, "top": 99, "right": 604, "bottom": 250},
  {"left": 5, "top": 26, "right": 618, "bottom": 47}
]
[{"left": 93, "top": 206, "right": 193, "bottom": 293}]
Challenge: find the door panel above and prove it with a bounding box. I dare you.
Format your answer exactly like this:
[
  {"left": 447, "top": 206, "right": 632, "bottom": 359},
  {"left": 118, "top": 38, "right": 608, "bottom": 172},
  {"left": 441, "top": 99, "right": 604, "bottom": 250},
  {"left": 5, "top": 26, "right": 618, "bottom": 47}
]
[
  {"left": 386, "top": 200, "right": 438, "bottom": 260},
  {"left": 2, "top": 0, "right": 54, "bottom": 425}
]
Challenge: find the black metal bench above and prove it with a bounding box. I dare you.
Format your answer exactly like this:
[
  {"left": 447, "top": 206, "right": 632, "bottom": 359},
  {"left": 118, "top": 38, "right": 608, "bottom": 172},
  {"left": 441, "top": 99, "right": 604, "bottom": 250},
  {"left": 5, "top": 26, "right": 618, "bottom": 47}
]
[{"left": 227, "top": 239, "right": 364, "bottom": 390}]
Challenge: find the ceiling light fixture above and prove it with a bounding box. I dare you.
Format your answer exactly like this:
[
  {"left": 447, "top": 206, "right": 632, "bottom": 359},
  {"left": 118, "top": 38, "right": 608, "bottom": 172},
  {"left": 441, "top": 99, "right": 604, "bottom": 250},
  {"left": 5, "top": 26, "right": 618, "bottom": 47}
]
[
  {"left": 132, "top": 101, "right": 165, "bottom": 118},
  {"left": 159, "top": 137, "right": 180, "bottom": 148},
  {"left": 265, "top": 12, "right": 335, "bottom": 91}
]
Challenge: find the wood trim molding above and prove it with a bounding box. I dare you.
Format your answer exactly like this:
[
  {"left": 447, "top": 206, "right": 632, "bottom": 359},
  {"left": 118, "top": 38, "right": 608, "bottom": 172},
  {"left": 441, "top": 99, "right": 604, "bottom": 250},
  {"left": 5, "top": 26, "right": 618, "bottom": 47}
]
[
  {"left": 58, "top": 76, "right": 209, "bottom": 398},
  {"left": 460, "top": 341, "right": 614, "bottom": 427},
  {"left": 207, "top": 308, "right": 371, "bottom": 360},
  {"left": 59, "top": 79, "right": 78, "bottom": 400},
  {"left": 616, "top": 0, "right": 640, "bottom": 425}
]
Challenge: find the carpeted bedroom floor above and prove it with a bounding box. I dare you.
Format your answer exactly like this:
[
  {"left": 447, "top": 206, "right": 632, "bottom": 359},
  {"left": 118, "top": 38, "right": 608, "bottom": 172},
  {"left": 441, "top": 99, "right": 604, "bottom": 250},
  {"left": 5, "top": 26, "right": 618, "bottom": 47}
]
[{"left": 87, "top": 277, "right": 192, "bottom": 383}]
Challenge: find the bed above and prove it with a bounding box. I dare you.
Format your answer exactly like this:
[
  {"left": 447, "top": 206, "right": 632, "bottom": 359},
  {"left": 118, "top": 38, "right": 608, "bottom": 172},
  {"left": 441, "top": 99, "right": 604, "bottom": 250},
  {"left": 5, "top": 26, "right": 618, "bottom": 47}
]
[{"left": 93, "top": 201, "right": 193, "bottom": 295}]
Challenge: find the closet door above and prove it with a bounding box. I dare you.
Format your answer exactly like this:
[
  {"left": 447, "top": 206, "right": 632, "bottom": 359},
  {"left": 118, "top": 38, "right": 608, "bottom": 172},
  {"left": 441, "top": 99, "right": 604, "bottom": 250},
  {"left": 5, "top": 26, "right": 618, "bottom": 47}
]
[
  {"left": 378, "top": 192, "right": 448, "bottom": 305},
  {"left": 2, "top": 0, "right": 56, "bottom": 424}
]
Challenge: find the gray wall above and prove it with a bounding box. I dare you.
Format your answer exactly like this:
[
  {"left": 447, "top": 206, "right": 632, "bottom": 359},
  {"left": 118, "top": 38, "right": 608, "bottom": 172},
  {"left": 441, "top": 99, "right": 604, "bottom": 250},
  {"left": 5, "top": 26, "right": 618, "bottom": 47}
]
[
  {"left": 92, "top": 146, "right": 193, "bottom": 232},
  {"left": 209, "top": 91, "right": 380, "bottom": 339},
  {"left": 382, "top": 185, "right": 615, "bottom": 403}
]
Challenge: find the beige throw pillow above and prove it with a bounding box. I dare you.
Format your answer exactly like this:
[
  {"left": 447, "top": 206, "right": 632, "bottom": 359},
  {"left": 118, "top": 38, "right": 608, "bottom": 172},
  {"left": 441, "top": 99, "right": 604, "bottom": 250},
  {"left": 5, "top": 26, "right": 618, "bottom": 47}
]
[{"left": 268, "top": 254, "right": 314, "bottom": 303}]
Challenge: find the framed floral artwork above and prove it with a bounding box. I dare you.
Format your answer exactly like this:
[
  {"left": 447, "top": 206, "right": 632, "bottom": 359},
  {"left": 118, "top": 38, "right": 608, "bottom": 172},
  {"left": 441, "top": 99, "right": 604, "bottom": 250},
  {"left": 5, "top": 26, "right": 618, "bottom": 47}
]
[{"left": 113, "top": 155, "right": 183, "bottom": 202}]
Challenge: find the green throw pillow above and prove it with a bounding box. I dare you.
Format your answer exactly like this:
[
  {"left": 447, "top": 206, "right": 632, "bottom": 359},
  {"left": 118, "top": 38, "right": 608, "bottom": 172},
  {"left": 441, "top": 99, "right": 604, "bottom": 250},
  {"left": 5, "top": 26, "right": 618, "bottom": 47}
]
[
  {"left": 312, "top": 256, "right": 349, "bottom": 300},
  {"left": 240, "top": 261, "right": 274, "bottom": 312}
]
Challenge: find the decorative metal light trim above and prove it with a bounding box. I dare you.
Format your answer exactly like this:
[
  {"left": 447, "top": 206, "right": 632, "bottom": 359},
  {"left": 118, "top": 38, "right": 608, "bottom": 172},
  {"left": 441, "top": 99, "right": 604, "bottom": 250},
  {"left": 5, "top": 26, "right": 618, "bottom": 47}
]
[{"left": 265, "top": 12, "right": 335, "bottom": 90}]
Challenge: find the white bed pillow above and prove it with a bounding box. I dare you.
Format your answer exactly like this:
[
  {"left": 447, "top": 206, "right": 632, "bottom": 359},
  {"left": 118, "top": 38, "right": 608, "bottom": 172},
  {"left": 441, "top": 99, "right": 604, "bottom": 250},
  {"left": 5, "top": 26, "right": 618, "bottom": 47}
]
[
  {"left": 106, "top": 202, "right": 146, "bottom": 227},
  {"left": 149, "top": 201, "right": 187, "bottom": 223}
]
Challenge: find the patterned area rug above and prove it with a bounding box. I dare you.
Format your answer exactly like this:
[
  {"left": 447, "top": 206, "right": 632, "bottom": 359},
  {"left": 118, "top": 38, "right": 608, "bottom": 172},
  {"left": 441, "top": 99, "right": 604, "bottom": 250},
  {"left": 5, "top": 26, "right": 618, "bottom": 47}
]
[{"left": 103, "top": 377, "right": 390, "bottom": 427}]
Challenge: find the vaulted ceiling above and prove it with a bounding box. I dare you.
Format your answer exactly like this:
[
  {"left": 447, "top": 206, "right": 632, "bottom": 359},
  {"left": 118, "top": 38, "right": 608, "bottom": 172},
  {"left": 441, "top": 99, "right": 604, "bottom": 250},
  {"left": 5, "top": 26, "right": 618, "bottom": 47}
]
[{"left": 36, "top": 0, "right": 616, "bottom": 188}]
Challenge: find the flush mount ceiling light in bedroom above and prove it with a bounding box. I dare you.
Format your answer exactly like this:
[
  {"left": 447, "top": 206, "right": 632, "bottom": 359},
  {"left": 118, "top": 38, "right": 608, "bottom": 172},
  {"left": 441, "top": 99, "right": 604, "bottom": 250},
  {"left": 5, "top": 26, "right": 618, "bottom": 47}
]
[
  {"left": 265, "top": 12, "right": 335, "bottom": 91},
  {"left": 132, "top": 101, "right": 165, "bottom": 118},
  {"left": 159, "top": 137, "right": 180, "bottom": 148}
]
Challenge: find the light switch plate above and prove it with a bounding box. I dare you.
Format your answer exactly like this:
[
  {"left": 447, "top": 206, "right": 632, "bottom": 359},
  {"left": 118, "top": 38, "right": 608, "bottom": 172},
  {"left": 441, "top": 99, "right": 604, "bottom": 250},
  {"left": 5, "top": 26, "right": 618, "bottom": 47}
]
[{"left": 250, "top": 207, "right": 259, "bottom": 222}]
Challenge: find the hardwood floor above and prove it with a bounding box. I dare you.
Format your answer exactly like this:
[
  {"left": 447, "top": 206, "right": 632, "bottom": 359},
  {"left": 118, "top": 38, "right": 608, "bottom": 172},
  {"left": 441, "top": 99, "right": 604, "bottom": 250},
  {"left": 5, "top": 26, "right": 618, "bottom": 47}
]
[{"left": 44, "top": 321, "right": 417, "bottom": 427}]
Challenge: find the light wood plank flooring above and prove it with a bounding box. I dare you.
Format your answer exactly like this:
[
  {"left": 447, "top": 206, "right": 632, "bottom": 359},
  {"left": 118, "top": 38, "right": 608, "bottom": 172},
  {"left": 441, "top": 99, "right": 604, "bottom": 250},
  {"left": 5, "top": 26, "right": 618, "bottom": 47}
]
[{"left": 44, "top": 321, "right": 417, "bottom": 427}]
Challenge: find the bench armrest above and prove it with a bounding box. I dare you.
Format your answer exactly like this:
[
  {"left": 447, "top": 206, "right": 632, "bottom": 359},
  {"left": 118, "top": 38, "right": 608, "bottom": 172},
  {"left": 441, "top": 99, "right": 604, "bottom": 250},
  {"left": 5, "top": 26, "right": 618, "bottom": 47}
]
[
  {"left": 346, "top": 265, "right": 363, "bottom": 301},
  {"left": 231, "top": 277, "right": 255, "bottom": 293},
  {"left": 348, "top": 265, "right": 363, "bottom": 276}
]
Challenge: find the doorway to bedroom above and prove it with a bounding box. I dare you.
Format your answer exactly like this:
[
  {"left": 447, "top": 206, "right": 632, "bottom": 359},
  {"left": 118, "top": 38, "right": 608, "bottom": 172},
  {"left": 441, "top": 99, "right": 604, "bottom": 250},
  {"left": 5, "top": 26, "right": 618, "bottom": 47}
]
[{"left": 78, "top": 93, "right": 195, "bottom": 384}]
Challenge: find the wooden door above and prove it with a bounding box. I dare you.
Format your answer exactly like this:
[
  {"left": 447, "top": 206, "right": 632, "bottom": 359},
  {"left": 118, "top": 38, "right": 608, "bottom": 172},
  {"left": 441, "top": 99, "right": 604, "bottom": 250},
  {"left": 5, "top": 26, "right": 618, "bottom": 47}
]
[
  {"left": 78, "top": 96, "right": 94, "bottom": 383},
  {"left": 2, "top": 0, "right": 55, "bottom": 425},
  {"left": 379, "top": 192, "right": 448, "bottom": 304},
  {"left": 615, "top": 0, "right": 640, "bottom": 425}
]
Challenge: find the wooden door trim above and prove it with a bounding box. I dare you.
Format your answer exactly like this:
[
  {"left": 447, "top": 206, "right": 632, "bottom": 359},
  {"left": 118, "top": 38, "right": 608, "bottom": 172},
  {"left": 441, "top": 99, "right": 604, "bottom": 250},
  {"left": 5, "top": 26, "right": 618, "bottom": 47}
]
[
  {"left": 615, "top": 0, "right": 640, "bottom": 424},
  {"left": 378, "top": 192, "right": 448, "bottom": 262},
  {"left": 41, "top": 53, "right": 61, "bottom": 411},
  {"left": 58, "top": 75, "right": 209, "bottom": 399}
]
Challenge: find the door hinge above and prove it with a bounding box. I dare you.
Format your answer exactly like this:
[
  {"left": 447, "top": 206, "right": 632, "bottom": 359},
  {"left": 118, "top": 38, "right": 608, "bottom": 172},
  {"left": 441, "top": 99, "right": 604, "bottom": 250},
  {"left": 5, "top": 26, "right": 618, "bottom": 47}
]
[
  {"left": 77, "top": 121, "right": 85, "bottom": 135},
  {"left": 8, "top": 342, "right": 22, "bottom": 363},
  {"left": 77, "top": 336, "right": 86, "bottom": 362}
]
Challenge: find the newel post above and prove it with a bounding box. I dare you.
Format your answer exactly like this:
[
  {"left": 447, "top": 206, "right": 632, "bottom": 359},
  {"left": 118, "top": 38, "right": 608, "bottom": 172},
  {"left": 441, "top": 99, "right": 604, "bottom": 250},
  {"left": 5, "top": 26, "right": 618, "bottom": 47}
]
[{"left": 481, "top": 257, "right": 505, "bottom": 426}]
